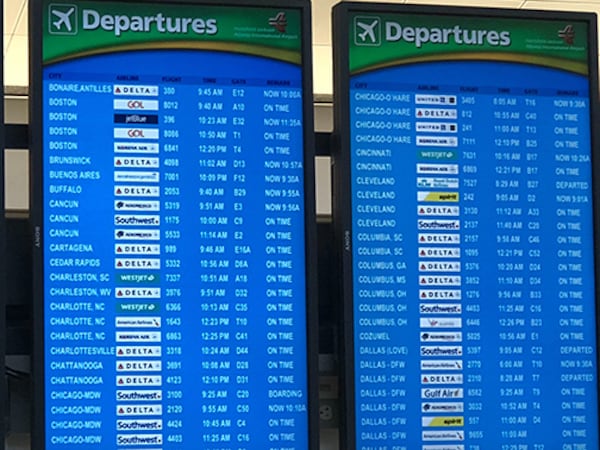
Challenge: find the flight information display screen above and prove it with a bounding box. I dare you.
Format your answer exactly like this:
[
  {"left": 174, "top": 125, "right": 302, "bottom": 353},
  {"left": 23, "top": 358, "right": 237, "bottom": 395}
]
[
  {"left": 32, "top": 0, "right": 316, "bottom": 448},
  {"left": 333, "top": 4, "right": 600, "bottom": 449}
]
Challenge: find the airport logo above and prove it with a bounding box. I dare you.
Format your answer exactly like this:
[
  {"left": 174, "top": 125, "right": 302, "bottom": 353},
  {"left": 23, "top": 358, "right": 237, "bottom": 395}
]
[
  {"left": 420, "top": 318, "right": 462, "bottom": 329},
  {"left": 421, "top": 331, "right": 463, "bottom": 343},
  {"left": 115, "top": 157, "right": 160, "bottom": 168},
  {"left": 421, "top": 388, "right": 463, "bottom": 400},
  {"left": 417, "top": 136, "right": 458, "bottom": 147},
  {"left": 114, "top": 99, "right": 159, "bottom": 111},
  {"left": 354, "top": 16, "right": 381, "bottom": 46},
  {"left": 417, "top": 164, "right": 459, "bottom": 174},
  {"left": 422, "top": 374, "right": 464, "bottom": 385},
  {"left": 114, "top": 127, "right": 160, "bottom": 140},
  {"left": 116, "top": 419, "right": 163, "bottom": 431},
  {"left": 116, "top": 375, "right": 162, "bottom": 386},
  {"left": 418, "top": 206, "right": 460, "bottom": 216},
  {"left": 116, "top": 360, "right": 162, "bottom": 372},
  {"left": 269, "top": 12, "right": 287, "bottom": 33},
  {"left": 114, "top": 142, "right": 159, "bottom": 154},
  {"left": 115, "top": 229, "right": 160, "bottom": 241},
  {"left": 420, "top": 290, "right": 462, "bottom": 300},
  {"left": 116, "top": 331, "right": 161, "bottom": 343},
  {"left": 419, "top": 247, "right": 461, "bottom": 258},
  {"left": 115, "top": 317, "right": 161, "bottom": 328},
  {"left": 416, "top": 122, "right": 458, "bottom": 133},
  {"left": 116, "top": 287, "right": 161, "bottom": 299},
  {"left": 420, "top": 360, "right": 463, "bottom": 371},
  {"left": 115, "top": 258, "right": 161, "bottom": 270},
  {"left": 114, "top": 85, "right": 159, "bottom": 96},
  {"left": 116, "top": 390, "right": 163, "bottom": 401},
  {"left": 114, "top": 185, "right": 160, "bottom": 197},
  {"left": 49, "top": 4, "right": 77, "bottom": 35},
  {"left": 422, "top": 402, "right": 464, "bottom": 413},
  {"left": 419, "top": 304, "right": 462, "bottom": 315},
  {"left": 116, "top": 404, "right": 163, "bottom": 416},
  {"left": 116, "top": 346, "right": 162, "bottom": 358},
  {"left": 422, "top": 430, "right": 464, "bottom": 441},
  {"left": 558, "top": 24, "right": 575, "bottom": 46},
  {"left": 115, "top": 200, "right": 160, "bottom": 212},
  {"left": 418, "top": 233, "right": 460, "bottom": 245},
  {"left": 114, "top": 171, "right": 160, "bottom": 183},
  {"left": 419, "top": 261, "right": 461, "bottom": 272},
  {"left": 417, "top": 177, "right": 459, "bottom": 189},
  {"left": 115, "top": 243, "right": 161, "bottom": 255}
]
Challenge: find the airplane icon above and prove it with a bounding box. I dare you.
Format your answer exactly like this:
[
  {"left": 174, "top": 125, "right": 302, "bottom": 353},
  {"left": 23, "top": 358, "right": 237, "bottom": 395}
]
[
  {"left": 269, "top": 12, "right": 287, "bottom": 33},
  {"left": 356, "top": 18, "right": 379, "bottom": 44},
  {"left": 49, "top": 5, "right": 77, "bottom": 34},
  {"left": 558, "top": 24, "right": 575, "bottom": 45}
]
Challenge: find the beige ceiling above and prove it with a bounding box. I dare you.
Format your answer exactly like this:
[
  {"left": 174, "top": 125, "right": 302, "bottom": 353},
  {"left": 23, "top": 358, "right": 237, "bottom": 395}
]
[{"left": 5, "top": 0, "right": 600, "bottom": 94}]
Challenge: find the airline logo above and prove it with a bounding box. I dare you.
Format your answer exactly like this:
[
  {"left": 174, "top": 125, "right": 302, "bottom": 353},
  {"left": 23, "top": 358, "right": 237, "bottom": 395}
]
[
  {"left": 421, "top": 388, "right": 464, "bottom": 400},
  {"left": 422, "top": 445, "right": 464, "bottom": 450},
  {"left": 419, "top": 247, "right": 461, "bottom": 258},
  {"left": 114, "top": 142, "right": 159, "bottom": 154},
  {"left": 420, "top": 289, "right": 462, "bottom": 300},
  {"left": 416, "top": 108, "right": 457, "bottom": 119},
  {"left": 421, "top": 346, "right": 463, "bottom": 357},
  {"left": 418, "top": 150, "right": 458, "bottom": 161},
  {"left": 116, "top": 360, "right": 162, "bottom": 372},
  {"left": 422, "top": 416, "right": 464, "bottom": 427},
  {"left": 422, "top": 374, "right": 464, "bottom": 385},
  {"left": 421, "top": 402, "right": 464, "bottom": 413},
  {"left": 114, "top": 185, "right": 160, "bottom": 197},
  {"left": 114, "top": 99, "right": 159, "bottom": 111},
  {"left": 417, "top": 177, "right": 459, "bottom": 189},
  {"left": 417, "top": 164, "right": 459, "bottom": 174},
  {"left": 116, "top": 346, "right": 162, "bottom": 358},
  {"left": 420, "top": 318, "right": 463, "bottom": 329},
  {"left": 421, "top": 331, "right": 463, "bottom": 343},
  {"left": 114, "top": 113, "right": 159, "bottom": 124},
  {"left": 114, "top": 128, "right": 159, "bottom": 140},
  {"left": 116, "top": 419, "right": 163, "bottom": 431},
  {"left": 116, "top": 302, "right": 160, "bottom": 314},
  {"left": 115, "top": 229, "right": 160, "bottom": 241},
  {"left": 116, "top": 404, "right": 163, "bottom": 416},
  {"left": 115, "top": 258, "right": 161, "bottom": 270},
  {"left": 417, "top": 136, "right": 458, "bottom": 147},
  {"left": 422, "top": 430, "right": 464, "bottom": 441},
  {"left": 115, "top": 200, "right": 160, "bottom": 212},
  {"left": 415, "top": 95, "right": 457, "bottom": 105},
  {"left": 116, "top": 375, "right": 162, "bottom": 386},
  {"left": 114, "top": 85, "right": 159, "bottom": 96},
  {"left": 419, "top": 233, "right": 460, "bottom": 245},
  {"left": 49, "top": 4, "right": 78, "bottom": 35},
  {"left": 116, "top": 273, "right": 160, "bottom": 285},
  {"left": 116, "top": 287, "right": 161, "bottom": 299},
  {"left": 418, "top": 192, "right": 459, "bottom": 202},
  {"left": 420, "top": 360, "right": 463, "bottom": 371},
  {"left": 116, "top": 331, "right": 161, "bottom": 342},
  {"left": 115, "top": 243, "right": 160, "bottom": 255},
  {"left": 354, "top": 16, "right": 381, "bottom": 46},
  {"left": 116, "top": 434, "right": 163, "bottom": 446},
  {"left": 116, "top": 390, "right": 163, "bottom": 401},
  {"left": 115, "top": 317, "right": 161, "bottom": 328},
  {"left": 419, "top": 276, "right": 461, "bottom": 286},
  {"left": 114, "top": 215, "right": 160, "bottom": 226},
  {"left": 420, "top": 303, "right": 462, "bottom": 314},
  {"left": 418, "top": 220, "right": 460, "bottom": 231},
  {"left": 114, "top": 171, "right": 159, "bottom": 183},
  {"left": 269, "top": 12, "right": 288, "bottom": 33},
  {"left": 418, "top": 205, "right": 460, "bottom": 216},
  {"left": 419, "top": 261, "right": 461, "bottom": 273},
  {"left": 416, "top": 122, "right": 457, "bottom": 133},
  {"left": 115, "top": 157, "right": 160, "bottom": 168}
]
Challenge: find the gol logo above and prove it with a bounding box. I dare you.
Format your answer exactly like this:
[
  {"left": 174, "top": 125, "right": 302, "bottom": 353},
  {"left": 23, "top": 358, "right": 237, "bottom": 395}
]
[
  {"left": 127, "top": 100, "right": 145, "bottom": 109},
  {"left": 128, "top": 129, "right": 145, "bottom": 138}
]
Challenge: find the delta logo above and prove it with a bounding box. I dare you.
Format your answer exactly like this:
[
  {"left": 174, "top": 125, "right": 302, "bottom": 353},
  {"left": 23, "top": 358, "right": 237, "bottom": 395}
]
[
  {"left": 116, "top": 404, "right": 163, "bottom": 416},
  {"left": 419, "top": 261, "right": 461, "bottom": 272},
  {"left": 114, "top": 185, "right": 160, "bottom": 197},
  {"left": 114, "top": 157, "right": 160, "bottom": 168},
  {"left": 114, "top": 85, "right": 159, "bottom": 96},
  {"left": 116, "top": 346, "right": 162, "bottom": 357},
  {"left": 115, "top": 287, "right": 161, "bottom": 298},
  {"left": 115, "top": 243, "right": 160, "bottom": 255},
  {"left": 116, "top": 360, "right": 162, "bottom": 372},
  {"left": 116, "top": 375, "right": 162, "bottom": 386},
  {"left": 115, "top": 258, "right": 161, "bottom": 270},
  {"left": 420, "top": 289, "right": 462, "bottom": 300},
  {"left": 421, "top": 374, "right": 464, "bottom": 385}
]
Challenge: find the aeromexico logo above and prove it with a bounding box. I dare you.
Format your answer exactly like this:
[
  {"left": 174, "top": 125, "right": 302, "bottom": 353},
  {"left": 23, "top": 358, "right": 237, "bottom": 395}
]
[
  {"left": 49, "top": 4, "right": 218, "bottom": 36},
  {"left": 354, "top": 15, "right": 512, "bottom": 48}
]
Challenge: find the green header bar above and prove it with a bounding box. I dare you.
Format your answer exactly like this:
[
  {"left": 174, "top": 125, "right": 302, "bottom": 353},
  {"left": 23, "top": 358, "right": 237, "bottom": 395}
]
[
  {"left": 43, "top": 0, "right": 302, "bottom": 64},
  {"left": 349, "top": 12, "right": 589, "bottom": 75}
]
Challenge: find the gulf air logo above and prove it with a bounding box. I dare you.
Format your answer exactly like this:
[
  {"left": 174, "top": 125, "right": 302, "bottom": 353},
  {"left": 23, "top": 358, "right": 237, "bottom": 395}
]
[
  {"left": 355, "top": 16, "right": 381, "bottom": 46},
  {"left": 49, "top": 4, "right": 77, "bottom": 35}
]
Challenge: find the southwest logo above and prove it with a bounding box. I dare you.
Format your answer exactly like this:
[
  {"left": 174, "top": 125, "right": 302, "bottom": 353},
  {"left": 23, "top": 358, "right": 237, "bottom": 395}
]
[
  {"left": 49, "top": 4, "right": 77, "bottom": 35},
  {"left": 355, "top": 16, "right": 381, "bottom": 46}
]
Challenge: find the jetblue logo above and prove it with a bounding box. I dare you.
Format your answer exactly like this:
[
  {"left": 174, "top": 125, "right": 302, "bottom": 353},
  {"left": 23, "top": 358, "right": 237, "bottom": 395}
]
[
  {"left": 49, "top": 4, "right": 77, "bottom": 35},
  {"left": 355, "top": 16, "right": 381, "bottom": 46}
]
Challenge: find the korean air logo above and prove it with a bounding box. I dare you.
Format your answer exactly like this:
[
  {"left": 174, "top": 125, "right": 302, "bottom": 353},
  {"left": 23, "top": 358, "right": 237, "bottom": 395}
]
[
  {"left": 354, "top": 16, "right": 381, "bottom": 46},
  {"left": 49, "top": 4, "right": 77, "bottom": 35}
]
